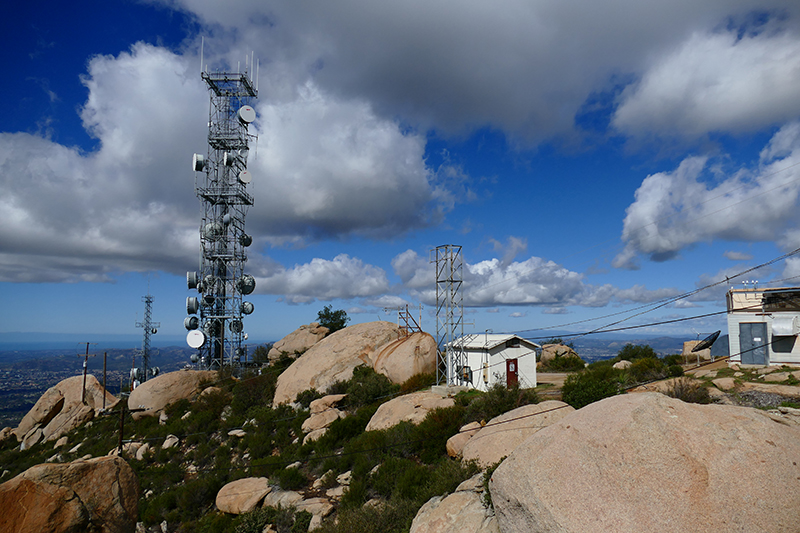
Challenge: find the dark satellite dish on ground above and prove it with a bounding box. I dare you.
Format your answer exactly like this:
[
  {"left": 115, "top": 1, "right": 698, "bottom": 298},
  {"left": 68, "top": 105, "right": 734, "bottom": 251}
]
[{"left": 692, "top": 330, "right": 721, "bottom": 352}]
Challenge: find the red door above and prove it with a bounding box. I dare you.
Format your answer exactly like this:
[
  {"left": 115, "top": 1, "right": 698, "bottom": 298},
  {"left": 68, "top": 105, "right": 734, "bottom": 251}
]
[{"left": 506, "top": 358, "right": 518, "bottom": 388}]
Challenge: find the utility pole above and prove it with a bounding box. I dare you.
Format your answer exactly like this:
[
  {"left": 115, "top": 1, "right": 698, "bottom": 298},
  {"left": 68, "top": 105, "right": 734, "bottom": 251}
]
[
  {"left": 77, "top": 343, "right": 97, "bottom": 404},
  {"left": 102, "top": 351, "right": 108, "bottom": 410}
]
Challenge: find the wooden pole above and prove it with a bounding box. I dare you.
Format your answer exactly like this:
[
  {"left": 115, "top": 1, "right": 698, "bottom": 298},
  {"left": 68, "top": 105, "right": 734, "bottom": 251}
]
[
  {"left": 118, "top": 402, "right": 125, "bottom": 454},
  {"left": 102, "top": 351, "right": 107, "bottom": 410}
]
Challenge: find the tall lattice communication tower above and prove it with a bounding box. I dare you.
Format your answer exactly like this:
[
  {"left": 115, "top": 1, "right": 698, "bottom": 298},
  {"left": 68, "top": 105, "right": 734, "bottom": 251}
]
[
  {"left": 185, "top": 57, "right": 258, "bottom": 370},
  {"left": 432, "top": 245, "right": 466, "bottom": 386},
  {"left": 135, "top": 294, "right": 160, "bottom": 383}
]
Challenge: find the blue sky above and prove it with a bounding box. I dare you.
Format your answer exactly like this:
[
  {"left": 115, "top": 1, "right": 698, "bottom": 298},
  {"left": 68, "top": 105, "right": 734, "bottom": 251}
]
[{"left": 3, "top": 1, "right": 800, "bottom": 348}]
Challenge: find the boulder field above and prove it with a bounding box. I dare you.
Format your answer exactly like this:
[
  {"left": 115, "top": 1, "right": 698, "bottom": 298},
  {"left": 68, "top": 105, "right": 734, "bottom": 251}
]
[
  {"left": 273, "top": 322, "right": 436, "bottom": 405},
  {"left": 490, "top": 392, "right": 800, "bottom": 533}
]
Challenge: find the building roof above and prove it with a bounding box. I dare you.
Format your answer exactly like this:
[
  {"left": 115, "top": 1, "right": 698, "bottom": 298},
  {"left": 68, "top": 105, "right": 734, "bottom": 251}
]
[{"left": 451, "top": 333, "right": 540, "bottom": 351}]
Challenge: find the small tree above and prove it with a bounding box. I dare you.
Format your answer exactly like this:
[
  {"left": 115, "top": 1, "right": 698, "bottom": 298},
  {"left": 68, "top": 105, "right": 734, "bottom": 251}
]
[
  {"left": 318, "top": 305, "right": 350, "bottom": 333},
  {"left": 616, "top": 343, "right": 657, "bottom": 361}
]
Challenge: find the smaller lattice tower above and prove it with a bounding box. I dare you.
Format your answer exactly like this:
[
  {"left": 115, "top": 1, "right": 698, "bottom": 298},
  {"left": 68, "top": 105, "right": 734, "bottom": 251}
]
[
  {"left": 135, "top": 294, "right": 160, "bottom": 383},
  {"left": 432, "top": 245, "right": 466, "bottom": 386},
  {"left": 185, "top": 51, "right": 258, "bottom": 370}
]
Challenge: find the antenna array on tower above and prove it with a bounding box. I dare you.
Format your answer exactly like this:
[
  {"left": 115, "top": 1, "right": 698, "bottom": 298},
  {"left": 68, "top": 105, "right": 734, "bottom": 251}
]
[{"left": 186, "top": 54, "right": 258, "bottom": 370}]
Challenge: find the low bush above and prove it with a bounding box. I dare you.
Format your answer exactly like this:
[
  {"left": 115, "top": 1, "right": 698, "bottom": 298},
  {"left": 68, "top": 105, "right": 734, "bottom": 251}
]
[
  {"left": 667, "top": 364, "right": 684, "bottom": 377},
  {"left": 561, "top": 365, "right": 622, "bottom": 409},
  {"left": 628, "top": 357, "right": 667, "bottom": 383},
  {"left": 616, "top": 343, "right": 658, "bottom": 361},
  {"left": 459, "top": 383, "right": 539, "bottom": 424},
  {"left": 400, "top": 372, "right": 436, "bottom": 394},
  {"left": 664, "top": 377, "right": 711, "bottom": 404}
]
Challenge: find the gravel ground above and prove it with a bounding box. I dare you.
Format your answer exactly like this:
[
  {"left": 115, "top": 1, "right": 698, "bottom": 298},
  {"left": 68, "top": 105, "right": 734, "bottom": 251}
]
[{"left": 733, "top": 390, "right": 798, "bottom": 409}]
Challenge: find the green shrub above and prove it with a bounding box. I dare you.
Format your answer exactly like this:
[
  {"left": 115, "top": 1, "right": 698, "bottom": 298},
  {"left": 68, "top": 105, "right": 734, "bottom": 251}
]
[
  {"left": 342, "top": 365, "right": 400, "bottom": 409},
  {"left": 232, "top": 374, "right": 278, "bottom": 416},
  {"left": 664, "top": 377, "right": 711, "bottom": 404},
  {"left": 617, "top": 343, "right": 657, "bottom": 361},
  {"left": 663, "top": 354, "right": 683, "bottom": 366},
  {"left": 460, "top": 383, "right": 539, "bottom": 424},
  {"left": 628, "top": 357, "right": 666, "bottom": 382},
  {"left": 277, "top": 466, "right": 307, "bottom": 490},
  {"left": 561, "top": 365, "right": 622, "bottom": 409},
  {"left": 667, "top": 364, "right": 684, "bottom": 377},
  {"left": 400, "top": 372, "right": 436, "bottom": 394},
  {"left": 295, "top": 388, "right": 323, "bottom": 409}
]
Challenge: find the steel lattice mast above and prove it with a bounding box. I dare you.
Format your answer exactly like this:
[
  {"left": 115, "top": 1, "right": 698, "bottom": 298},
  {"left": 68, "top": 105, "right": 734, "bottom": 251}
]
[
  {"left": 186, "top": 61, "right": 258, "bottom": 370},
  {"left": 135, "top": 294, "right": 160, "bottom": 382},
  {"left": 433, "top": 245, "right": 465, "bottom": 386}
]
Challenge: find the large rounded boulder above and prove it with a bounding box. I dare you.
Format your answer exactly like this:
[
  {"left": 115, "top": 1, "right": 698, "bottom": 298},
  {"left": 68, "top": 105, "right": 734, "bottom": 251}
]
[
  {"left": 365, "top": 390, "right": 455, "bottom": 432},
  {"left": 267, "top": 322, "right": 329, "bottom": 363},
  {"left": 127, "top": 369, "right": 216, "bottom": 420},
  {"left": 0, "top": 456, "right": 139, "bottom": 533},
  {"left": 372, "top": 332, "right": 437, "bottom": 384},
  {"left": 491, "top": 392, "right": 800, "bottom": 533},
  {"left": 15, "top": 375, "right": 118, "bottom": 449},
  {"left": 273, "top": 321, "right": 404, "bottom": 405},
  {"left": 460, "top": 401, "right": 573, "bottom": 467}
]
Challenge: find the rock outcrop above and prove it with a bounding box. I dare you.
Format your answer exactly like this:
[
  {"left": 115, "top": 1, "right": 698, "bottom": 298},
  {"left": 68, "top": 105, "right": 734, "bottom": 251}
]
[
  {"left": 365, "top": 390, "right": 454, "bottom": 432},
  {"left": 15, "top": 374, "right": 118, "bottom": 449},
  {"left": 491, "top": 392, "right": 800, "bottom": 533},
  {"left": 216, "top": 477, "right": 272, "bottom": 514},
  {"left": 409, "top": 473, "right": 498, "bottom": 533},
  {"left": 0, "top": 456, "right": 139, "bottom": 533},
  {"left": 371, "top": 332, "right": 437, "bottom": 385},
  {"left": 540, "top": 344, "right": 579, "bottom": 364},
  {"left": 460, "top": 401, "right": 573, "bottom": 467},
  {"left": 302, "top": 394, "right": 347, "bottom": 445},
  {"left": 273, "top": 322, "right": 404, "bottom": 405},
  {"left": 268, "top": 322, "right": 329, "bottom": 363},
  {"left": 127, "top": 370, "right": 216, "bottom": 420}
]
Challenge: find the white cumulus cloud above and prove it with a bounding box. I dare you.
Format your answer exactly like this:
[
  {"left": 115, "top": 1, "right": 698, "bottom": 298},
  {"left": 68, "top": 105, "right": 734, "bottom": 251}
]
[{"left": 614, "top": 122, "right": 800, "bottom": 269}]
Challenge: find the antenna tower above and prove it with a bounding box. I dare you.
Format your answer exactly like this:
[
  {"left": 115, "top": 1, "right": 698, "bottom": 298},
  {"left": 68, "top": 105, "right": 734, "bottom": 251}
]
[
  {"left": 432, "top": 245, "right": 465, "bottom": 386},
  {"left": 186, "top": 55, "right": 258, "bottom": 370},
  {"left": 135, "top": 294, "right": 160, "bottom": 382}
]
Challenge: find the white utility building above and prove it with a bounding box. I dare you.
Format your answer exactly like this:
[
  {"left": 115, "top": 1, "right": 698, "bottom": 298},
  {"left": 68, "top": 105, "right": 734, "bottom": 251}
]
[
  {"left": 450, "top": 334, "right": 539, "bottom": 391},
  {"left": 727, "top": 287, "right": 800, "bottom": 366}
]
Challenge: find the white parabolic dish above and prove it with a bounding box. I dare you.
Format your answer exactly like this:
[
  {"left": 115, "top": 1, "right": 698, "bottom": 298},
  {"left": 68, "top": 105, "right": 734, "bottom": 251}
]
[
  {"left": 187, "top": 330, "right": 206, "bottom": 349},
  {"left": 238, "top": 170, "right": 251, "bottom": 184},
  {"left": 238, "top": 105, "right": 256, "bottom": 124}
]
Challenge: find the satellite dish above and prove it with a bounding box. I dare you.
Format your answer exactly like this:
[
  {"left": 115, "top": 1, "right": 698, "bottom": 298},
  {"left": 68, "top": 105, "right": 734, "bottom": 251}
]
[
  {"left": 192, "top": 153, "right": 205, "bottom": 172},
  {"left": 241, "top": 301, "right": 254, "bottom": 315},
  {"left": 692, "top": 330, "right": 721, "bottom": 352},
  {"left": 238, "top": 105, "right": 256, "bottom": 124},
  {"left": 239, "top": 234, "right": 252, "bottom": 247},
  {"left": 190, "top": 354, "right": 199, "bottom": 363},
  {"left": 187, "top": 271, "right": 198, "bottom": 290},
  {"left": 238, "top": 274, "right": 256, "bottom": 295},
  {"left": 203, "top": 222, "right": 223, "bottom": 239},
  {"left": 184, "top": 316, "right": 199, "bottom": 330},
  {"left": 186, "top": 297, "right": 199, "bottom": 315},
  {"left": 238, "top": 170, "right": 251, "bottom": 184},
  {"left": 230, "top": 320, "right": 243, "bottom": 333},
  {"left": 151, "top": 328, "right": 158, "bottom": 335},
  {"left": 244, "top": 333, "right": 249, "bottom": 340},
  {"left": 187, "top": 330, "right": 206, "bottom": 349}
]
